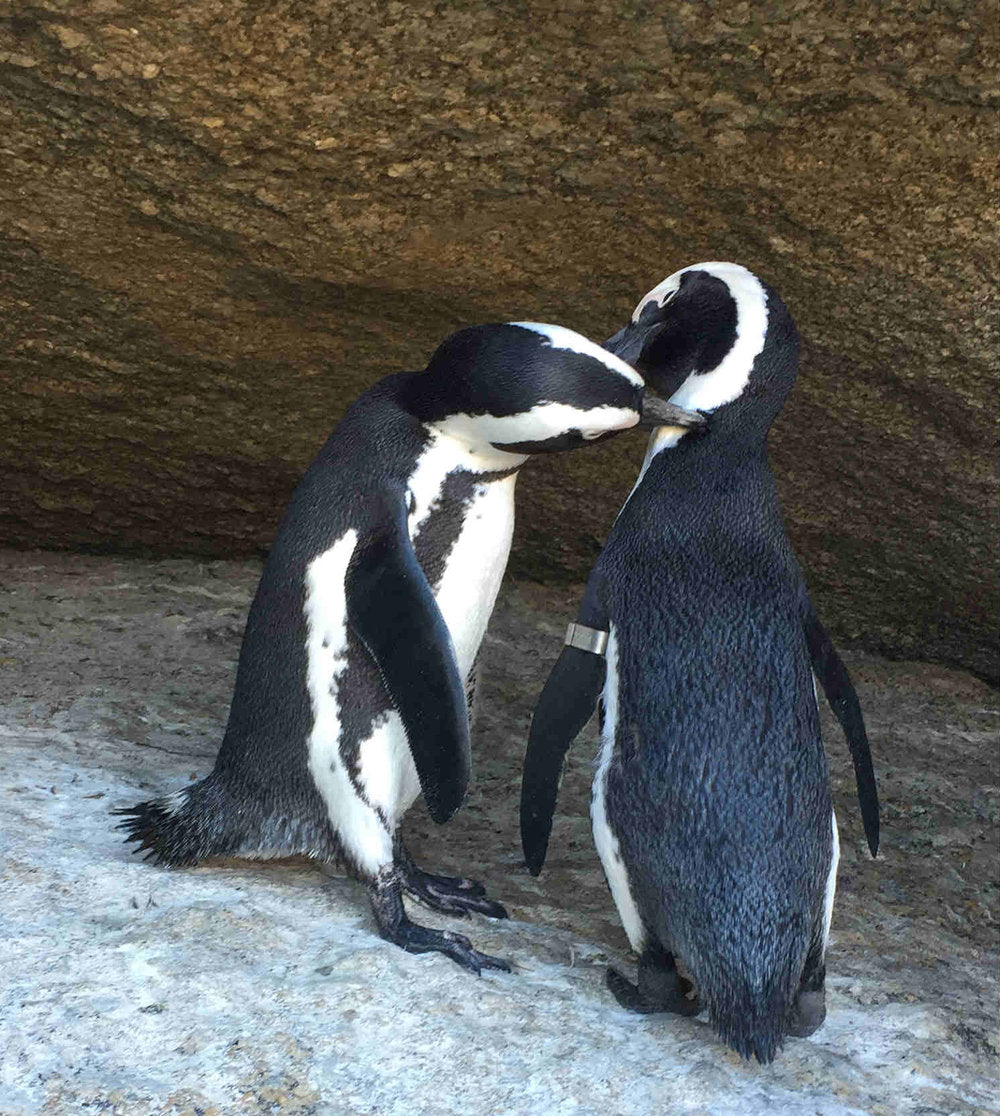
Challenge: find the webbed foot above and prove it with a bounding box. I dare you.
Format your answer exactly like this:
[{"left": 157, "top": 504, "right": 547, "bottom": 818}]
[
  {"left": 369, "top": 868, "right": 511, "bottom": 975},
  {"left": 785, "top": 988, "right": 826, "bottom": 1037},
  {"left": 394, "top": 839, "right": 508, "bottom": 919},
  {"left": 607, "top": 943, "right": 699, "bottom": 1016},
  {"left": 786, "top": 952, "right": 827, "bottom": 1037}
]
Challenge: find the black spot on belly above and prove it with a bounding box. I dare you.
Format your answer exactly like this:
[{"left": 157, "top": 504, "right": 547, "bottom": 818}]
[
  {"left": 412, "top": 467, "right": 518, "bottom": 591},
  {"left": 337, "top": 635, "right": 395, "bottom": 789}
]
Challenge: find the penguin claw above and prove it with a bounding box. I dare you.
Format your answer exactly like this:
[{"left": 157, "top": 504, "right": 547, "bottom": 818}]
[
  {"left": 395, "top": 852, "right": 507, "bottom": 918},
  {"left": 385, "top": 922, "right": 511, "bottom": 975},
  {"left": 403, "top": 876, "right": 508, "bottom": 919},
  {"left": 416, "top": 872, "right": 488, "bottom": 896}
]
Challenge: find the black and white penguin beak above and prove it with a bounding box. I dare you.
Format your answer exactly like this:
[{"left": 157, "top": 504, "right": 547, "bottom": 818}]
[{"left": 636, "top": 393, "right": 707, "bottom": 431}]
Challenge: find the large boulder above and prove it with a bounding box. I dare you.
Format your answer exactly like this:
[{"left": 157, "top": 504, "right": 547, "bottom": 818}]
[{"left": 1, "top": 1, "right": 996, "bottom": 678}]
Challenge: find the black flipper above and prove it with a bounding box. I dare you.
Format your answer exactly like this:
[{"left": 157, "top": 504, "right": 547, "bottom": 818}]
[
  {"left": 346, "top": 493, "right": 470, "bottom": 825},
  {"left": 520, "top": 573, "right": 609, "bottom": 876},
  {"left": 801, "top": 592, "right": 880, "bottom": 857}
]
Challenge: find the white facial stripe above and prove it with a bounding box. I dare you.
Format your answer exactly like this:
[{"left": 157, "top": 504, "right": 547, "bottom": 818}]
[
  {"left": 592, "top": 625, "right": 647, "bottom": 952},
  {"left": 631, "top": 277, "right": 681, "bottom": 323},
  {"left": 511, "top": 321, "right": 644, "bottom": 387},
  {"left": 434, "top": 401, "right": 639, "bottom": 448},
  {"left": 631, "top": 261, "right": 770, "bottom": 413},
  {"left": 671, "top": 265, "right": 768, "bottom": 410},
  {"left": 303, "top": 530, "right": 393, "bottom": 876}
]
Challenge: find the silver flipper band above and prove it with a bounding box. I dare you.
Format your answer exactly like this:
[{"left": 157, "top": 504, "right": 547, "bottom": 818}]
[{"left": 564, "top": 622, "right": 608, "bottom": 656}]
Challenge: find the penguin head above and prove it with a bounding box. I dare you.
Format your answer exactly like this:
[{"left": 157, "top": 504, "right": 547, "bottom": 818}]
[
  {"left": 403, "top": 322, "right": 703, "bottom": 455},
  {"left": 605, "top": 262, "right": 799, "bottom": 435}
]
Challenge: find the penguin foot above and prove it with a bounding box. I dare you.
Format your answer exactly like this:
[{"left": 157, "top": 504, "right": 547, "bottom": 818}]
[
  {"left": 785, "top": 988, "right": 826, "bottom": 1037},
  {"left": 606, "top": 951, "right": 700, "bottom": 1017},
  {"left": 369, "top": 869, "right": 511, "bottom": 975},
  {"left": 787, "top": 951, "right": 827, "bottom": 1037},
  {"left": 393, "top": 841, "right": 508, "bottom": 919},
  {"left": 384, "top": 920, "right": 512, "bottom": 975},
  {"left": 402, "top": 869, "right": 508, "bottom": 919}
]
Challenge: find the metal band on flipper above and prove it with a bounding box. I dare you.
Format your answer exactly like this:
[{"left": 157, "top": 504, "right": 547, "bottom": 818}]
[{"left": 564, "top": 622, "right": 608, "bottom": 656}]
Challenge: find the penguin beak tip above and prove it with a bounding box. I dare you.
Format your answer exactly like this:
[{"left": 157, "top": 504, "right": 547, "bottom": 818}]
[{"left": 636, "top": 396, "right": 709, "bottom": 432}]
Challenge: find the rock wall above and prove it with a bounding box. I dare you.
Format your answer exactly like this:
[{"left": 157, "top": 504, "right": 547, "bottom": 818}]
[{"left": 1, "top": 0, "right": 996, "bottom": 678}]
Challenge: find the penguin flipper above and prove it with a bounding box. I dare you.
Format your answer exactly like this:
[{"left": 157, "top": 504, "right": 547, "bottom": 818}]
[
  {"left": 520, "top": 575, "right": 609, "bottom": 876},
  {"left": 346, "top": 498, "right": 470, "bottom": 826},
  {"left": 801, "top": 596, "right": 880, "bottom": 857},
  {"left": 520, "top": 646, "right": 606, "bottom": 875}
]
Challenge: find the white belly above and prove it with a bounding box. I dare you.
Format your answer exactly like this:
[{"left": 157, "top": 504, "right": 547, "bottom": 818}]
[
  {"left": 303, "top": 432, "right": 520, "bottom": 873},
  {"left": 358, "top": 477, "right": 516, "bottom": 827},
  {"left": 303, "top": 530, "right": 394, "bottom": 876},
  {"left": 432, "top": 475, "right": 516, "bottom": 676}
]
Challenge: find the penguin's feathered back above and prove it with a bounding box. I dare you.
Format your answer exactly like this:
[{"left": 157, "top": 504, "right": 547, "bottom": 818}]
[{"left": 523, "top": 263, "right": 878, "bottom": 1063}]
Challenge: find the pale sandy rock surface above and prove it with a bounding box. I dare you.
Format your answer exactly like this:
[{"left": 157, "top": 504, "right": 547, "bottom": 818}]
[{"left": 1, "top": 551, "right": 997, "bottom": 1114}]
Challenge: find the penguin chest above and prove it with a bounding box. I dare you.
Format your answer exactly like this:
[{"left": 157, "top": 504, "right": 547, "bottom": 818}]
[
  {"left": 348, "top": 473, "right": 514, "bottom": 830},
  {"left": 410, "top": 471, "right": 517, "bottom": 679}
]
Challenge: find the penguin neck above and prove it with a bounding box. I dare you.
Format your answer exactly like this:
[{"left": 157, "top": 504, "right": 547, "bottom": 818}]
[
  {"left": 421, "top": 421, "right": 528, "bottom": 476},
  {"left": 639, "top": 420, "right": 770, "bottom": 491},
  {"left": 627, "top": 425, "right": 694, "bottom": 494}
]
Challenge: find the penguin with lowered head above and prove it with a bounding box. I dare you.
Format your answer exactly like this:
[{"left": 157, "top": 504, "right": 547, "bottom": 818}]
[
  {"left": 520, "top": 263, "right": 878, "bottom": 1059},
  {"left": 116, "top": 321, "right": 703, "bottom": 973}
]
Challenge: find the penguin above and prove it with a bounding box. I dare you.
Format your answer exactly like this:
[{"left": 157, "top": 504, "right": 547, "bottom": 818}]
[
  {"left": 115, "top": 320, "right": 704, "bottom": 974},
  {"left": 519, "top": 263, "right": 879, "bottom": 1059}
]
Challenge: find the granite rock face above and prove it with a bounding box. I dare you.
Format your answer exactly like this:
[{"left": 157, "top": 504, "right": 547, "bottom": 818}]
[
  {"left": 0, "top": 551, "right": 997, "bottom": 1114},
  {"left": 0, "top": 1, "right": 996, "bottom": 678}
]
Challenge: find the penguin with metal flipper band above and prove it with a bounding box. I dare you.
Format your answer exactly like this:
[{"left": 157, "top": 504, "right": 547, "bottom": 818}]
[{"left": 521, "top": 262, "right": 878, "bottom": 1062}]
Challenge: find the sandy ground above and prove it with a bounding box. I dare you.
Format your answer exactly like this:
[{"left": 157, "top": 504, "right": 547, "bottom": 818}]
[{"left": 0, "top": 550, "right": 996, "bottom": 1115}]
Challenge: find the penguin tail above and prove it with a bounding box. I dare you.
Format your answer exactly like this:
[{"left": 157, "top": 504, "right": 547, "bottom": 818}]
[
  {"left": 706, "top": 971, "right": 796, "bottom": 1065},
  {"left": 696, "top": 950, "right": 803, "bottom": 1062},
  {"left": 113, "top": 775, "right": 233, "bottom": 867}
]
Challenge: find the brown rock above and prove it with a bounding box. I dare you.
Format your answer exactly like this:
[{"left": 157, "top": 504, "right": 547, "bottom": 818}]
[{"left": 0, "top": 1, "right": 996, "bottom": 679}]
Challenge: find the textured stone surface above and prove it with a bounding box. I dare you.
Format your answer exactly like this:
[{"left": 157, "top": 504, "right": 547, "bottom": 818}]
[
  {"left": 1, "top": 551, "right": 997, "bottom": 1113},
  {"left": 0, "top": 1, "right": 997, "bottom": 681}
]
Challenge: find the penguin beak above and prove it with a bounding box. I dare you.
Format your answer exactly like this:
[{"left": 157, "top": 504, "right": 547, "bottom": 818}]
[{"left": 636, "top": 393, "right": 707, "bottom": 431}]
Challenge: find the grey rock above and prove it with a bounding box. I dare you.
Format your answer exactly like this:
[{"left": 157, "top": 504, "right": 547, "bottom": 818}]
[{"left": 0, "top": 551, "right": 996, "bottom": 1114}]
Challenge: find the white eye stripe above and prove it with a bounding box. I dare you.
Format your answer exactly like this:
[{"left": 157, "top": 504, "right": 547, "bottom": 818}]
[
  {"left": 669, "top": 265, "right": 767, "bottom": 411},
  {"left": 631, "top": 280, "right": 680, "bottom": 323},
  {"left": 433, "top": 402, "right": 639, "bottom": 448},
  {"left": 629, "top": 261, "right": 769, "bottom": 413},
  {"left": 509, "top": 322, "right": 644, "bottom": 387}
]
